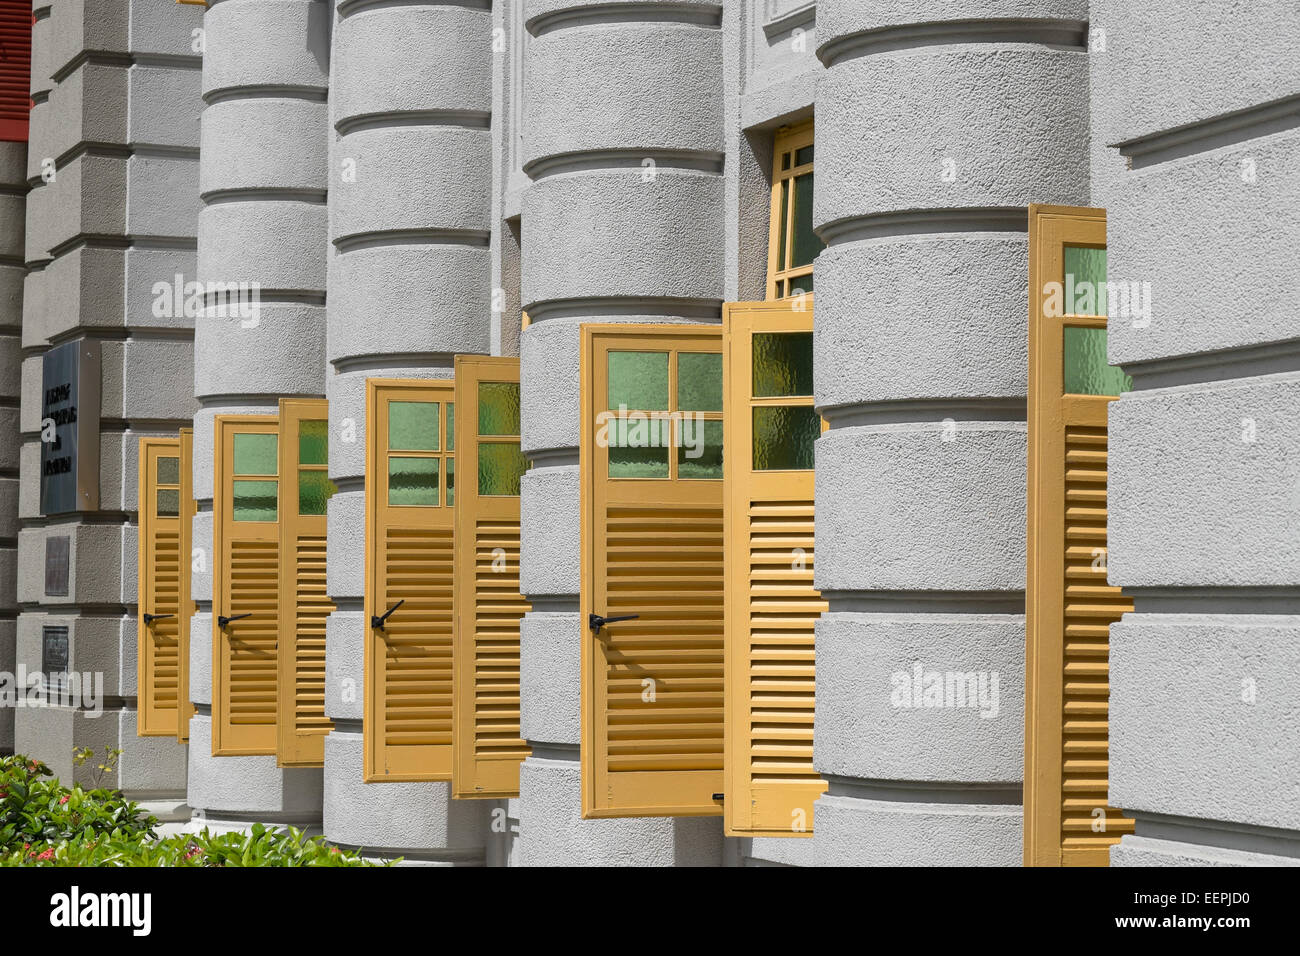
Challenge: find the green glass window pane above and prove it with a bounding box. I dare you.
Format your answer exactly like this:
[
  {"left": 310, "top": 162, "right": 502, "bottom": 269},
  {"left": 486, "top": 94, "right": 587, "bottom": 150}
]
[
  {"left": 388, "top": 457, "right": 439, "bottom": 506},
  {"left": 447, "top": 456, "right": 454, "bottom": 506},
  {"left": 753, "top": 406, "right": 819, "bottom": 471},
  {"left": 786, "top": 273, "right": 813, "bottom": 297},
  {"left": 298, "top": 420, "right": 328, "bottom": 465},
  {"left": 232, "top": 479, "right": 278, "bottom": 521},
  {"left": 777, "top": 178, "right": 790, "bottom": 270},
  {"left": 299, "top": 470, "right": 334, "bottom": 516},
  {"left": 795, "top": 144, "right": 814, "bottom": 167},
  {"left": 781, "top": 151, "right": 791, "bottom": 172},
  {"left": 677, "top": 419, "right": 723, "bottom": 480},
  {"left": 479, "top": 442, "right": 529, "bottom": 496},
  {"left": 478, "top": 382, "right": 521, "bottom": 436},
  {"left": 1063, "top": 326, "right": 1132, "bottom": 396},
  {"left": 790, "top": 172, "right": 823, "bottom": 269},
  {"left": 1064, "top": 246, "right": 1108, "bottom": 316},
  {"left": 609, "top": 445, "right": 668, "bottom": 478},
  {"left": 677, "top": 353, "right": 722, "bottom": 411},
  {"left": 157, "top": 456, "right": 179, "bottom": 485},
  {"left": 607, "top": 351, "right": 669, "bottom": 410},
  {"left": 753, "top": 332, "right": 814, "bottom": 397},
  {"left": 389, "top": 402, "right": 439, "bottom": 451},
  {"left": 447, "top": 403, "right": 454, "bottom": 451},
  {"left": 233, "top": 434, "right": 277, "bottom": 476},
  {"left": 157, "top": 488, "right": 179, "bottom": 517}
]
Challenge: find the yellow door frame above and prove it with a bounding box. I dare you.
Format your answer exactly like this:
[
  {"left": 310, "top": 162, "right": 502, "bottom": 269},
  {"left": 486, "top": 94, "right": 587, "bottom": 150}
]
[
  {"left": 451, "top": 355, "right": 532, "bottom": 798},
  {"left": 580, "top": 324, "right": 726, "bottom": 819},
  {"left": 1025, "top": 204, "right": 1135, "bottom": 866},
  {"left": 722, "top": 300, "right": 827, "bottom": 837}
]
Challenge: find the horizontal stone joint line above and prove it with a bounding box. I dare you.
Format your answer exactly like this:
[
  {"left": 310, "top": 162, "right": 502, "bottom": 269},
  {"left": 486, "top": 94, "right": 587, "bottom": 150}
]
[
  {"left": 819, "top": 207, "right": 1028, "bottom": 245},
  {"left": 1132, "top": 811, "right": 1300, "bottom": 859},
  {"left": 1125, "top": 339, "right": 1300, "bottom": 391},
  {"left": 524, "top": 741, "right": 580, "bottom": 761},
  {"left": 524, "top": 295, "right": 723, "bottom": 323},
  {"left": 822, "top": 591, "right": 1026, "bottom": 615},
  {"left": 524, "top": 148, "right": 724, "bottom": 180},
  {"left": 1125, "top": 587, "right": 1300, "bottom": 616},
  {"left": 761, "top": 1, "right": 816, "bottom": 41},
  {"left": 332, "top": 228, "right": 490, "bottom": 253},
  {"left": 823, "top": 775, "right": 1024, "bottom": 806},
  {"left": 821, "top": 397, "right": 1028, "bottom": 428},
  {"left": 330, "top": 352, "right": 458, "bottom": 375},
  {"left": 527, "top": 2, "right": 722, "bottom": 39},
  {"left": 338, "top": 0, "right": 491, "bottom": 19},
  {"left": 202, "top": 187, "right": 328, "bottom": 206},
  {"left": 1116, "top": 92, "right": 1300, "bottom": 169},
  {"left": 202, "top": 85, "right": 329, "bottom": 106},
  {"left": 817, "top": 17, "right": 1088, "bottom": 67},
  {"left": 521, "top": 448, "right": 578, "bottom": 468},
  {"left": 335, "top": 109, "right": 491, "bottom": 137}
]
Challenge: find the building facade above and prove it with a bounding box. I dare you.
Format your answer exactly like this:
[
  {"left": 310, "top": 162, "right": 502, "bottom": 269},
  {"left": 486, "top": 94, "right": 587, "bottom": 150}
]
[{"left": 2, "top": 0, "right": 1296, "bottom": 866}]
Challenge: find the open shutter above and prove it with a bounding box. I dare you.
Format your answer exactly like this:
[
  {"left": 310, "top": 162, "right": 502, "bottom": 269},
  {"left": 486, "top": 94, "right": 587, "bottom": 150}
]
[
  {"left": 1025, "top": 205, "right": 1135, "bottom": 866},
  {"left": 722, "top": 301, "right": 827, "bottom": 836},
  {"left": 580, "top": 325, "right": 726, "bottom": 818},
  {"left": 365, "top": 378, "right": 456, "bottom": 781},
  {"left": 137, "top": 436, "right": 184, "bottom": 737},
  {"left": 0, "top": 1, "right": 31, "bottom": 143},
  {"left": 276, "top": 399, "right": 335, "bottom": 766},
  {"left": 451, "top": 356, "right": 532, "bottom": 798},
  {"left": 176, "top": 428, "right": 195, "bottom": 742},
  {"left": 212, "top": 414, "right": 281, "bottom": 756}
]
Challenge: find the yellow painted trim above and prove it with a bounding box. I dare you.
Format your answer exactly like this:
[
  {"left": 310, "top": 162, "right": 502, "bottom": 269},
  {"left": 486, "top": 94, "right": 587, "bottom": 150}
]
[
  {"left": 580, "top": 323, "right": 726, "bottom": 819},
  {"left": 364, "top": 377, "right": 457, "bottom": 783},
  {"left": 767, "top": 120, "right": 816, "bottom": 302},
  {"left": 1025, "top": 204, "right": 1135, "bottom": 866},
  {"left": 276, "top": 398, "right": 334, "bottom": 767},
  {"left": 722, "top": 299, "right": 827, "bottom": 837},
  {"left": 212, "top": 414, "right": 280, "bottom": 757},
  {"left": 451, "top": 355, "right": 532, "bottom": 798},
  {"left": 176, "top": 427, "right": 195, "bottom": 743},
  {"left": 137, "top": 435, "right": 184, "bottom": 738}
]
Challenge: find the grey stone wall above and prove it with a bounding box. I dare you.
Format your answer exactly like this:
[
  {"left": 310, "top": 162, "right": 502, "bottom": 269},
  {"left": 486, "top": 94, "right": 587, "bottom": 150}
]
[
  {"left": 0, "top": 136, "right": 22, "bottom": 756},
  {"left": 809, "top": 0, "right": 1091, "bottom": 865},
  {"left": 1094, "top": 0, "right": 1300, "bottom": 866},
  {"left": 13, "top": 0, "right": 198, "bottom": 795},
  {"left": 321, "top": 0, "right": 494, "bottom": 863},
  {"left": 515, "top": 0, "right": 727, "bottom": 865},
  {"left": 188, "top": 0, "right": 329, "bottom": 826}
]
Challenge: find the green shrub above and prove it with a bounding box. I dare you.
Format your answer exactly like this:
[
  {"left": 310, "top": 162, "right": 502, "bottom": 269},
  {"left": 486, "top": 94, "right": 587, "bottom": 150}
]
[{"left": 0, "top": 755, "right": 376, "bottom": 867}]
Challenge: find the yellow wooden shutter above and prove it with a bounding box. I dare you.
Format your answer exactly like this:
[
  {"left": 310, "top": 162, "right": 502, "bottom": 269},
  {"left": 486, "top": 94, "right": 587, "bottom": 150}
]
[
  {"left": 365, "top": 378, "right": 456, "bottom": 781},
  {"left": 276, "top": 398, "right": 335, "bottom": 766},
  {"left": 137, "top": 436, "right": 184, "bottom": 737},
  {"left": 212, "top": 414, "right": 281, "bottom": 756},
  {"left": 176, "top": 427, "right": 195, "bottom": 743},
  {"left": 722, "top": 301, "right": 827, "bottom": 836},
  {"left": 451, "top": 356, "right": 532, "bottom": 798},
  {"left": 580, "top": 325, "right": 725, "bottom": 818},
  {"left": 1025, "top": 204, "right": 1136, "bottom": 866}
]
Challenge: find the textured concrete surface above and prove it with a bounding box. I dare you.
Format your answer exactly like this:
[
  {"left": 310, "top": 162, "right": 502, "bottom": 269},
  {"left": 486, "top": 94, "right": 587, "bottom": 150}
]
[
  {"left": 321, "top": 0, "right": 493, "bottom": 855},
  {"left": 517, "top": 754, "right": 723, "bottom": 867},
  {"left": 815, "top": 424, "right": 1027, "bottom": 593},
  {"left": 813, "top": 791, "right": 1022, "bottom": 867},
  {"left": 1109, "top": 374, "right": 1300, "bottom": 587},
  {"left": 190, "top": 0, "right": 330, "bottom": 822},
  {"left": 1110, "top": 614, "right": 1300, "bottom": 832},
  {"left": 1113, "top": 834, "right": 1300, "bottom": 867},
  {"left": 815, "top": 613, "right": 1024, "bottom": 783}
]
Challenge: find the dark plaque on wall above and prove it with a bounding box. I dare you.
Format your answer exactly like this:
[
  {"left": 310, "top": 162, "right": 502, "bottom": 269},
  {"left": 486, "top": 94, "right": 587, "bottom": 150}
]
[
  {"left": 42, "top": 625, "right": 70, "bottom": 693},
  {"left": 44, "top": 535, "right": 70, "bottom": 597},
  {"left": 40, "top": 339, "right": 101, "bottom": 515}
]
